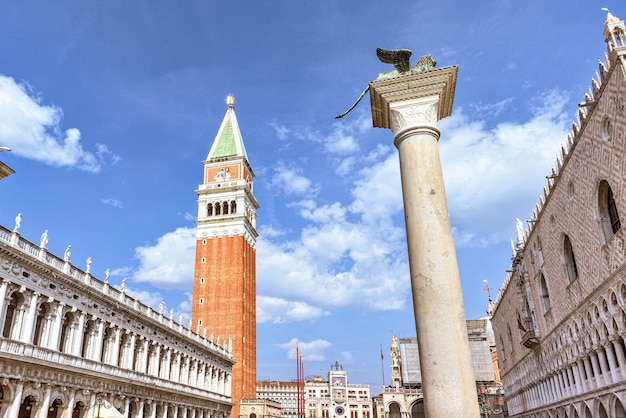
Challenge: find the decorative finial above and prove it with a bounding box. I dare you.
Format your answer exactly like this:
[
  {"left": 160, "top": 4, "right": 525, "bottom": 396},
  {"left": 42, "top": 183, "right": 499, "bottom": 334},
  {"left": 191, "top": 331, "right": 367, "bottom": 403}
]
[
  {"left": 483, "top": 279, "right": 493, "bottom": 300},
  {"left": 227, "top": 94, "right": 235, "bottom": 108},
  {"left": 483, "top": 280, "right": 495, "bottom": 318}
]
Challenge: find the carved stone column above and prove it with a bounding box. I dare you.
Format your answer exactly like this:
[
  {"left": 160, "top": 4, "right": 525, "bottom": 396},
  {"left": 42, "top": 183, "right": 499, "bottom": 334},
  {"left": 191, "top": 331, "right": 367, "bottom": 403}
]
[
  {"left": 21, "top": 291, "right": 40, "bottom": 343},
  {"left": 369, "top": 66, "right": 480, "bottom": 417}
]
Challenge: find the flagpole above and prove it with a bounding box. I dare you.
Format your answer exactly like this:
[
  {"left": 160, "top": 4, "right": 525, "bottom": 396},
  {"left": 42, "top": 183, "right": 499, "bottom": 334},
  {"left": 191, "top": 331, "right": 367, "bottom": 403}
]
[{"left": 380, "top": 344, "right": 385, "bottom": 391}]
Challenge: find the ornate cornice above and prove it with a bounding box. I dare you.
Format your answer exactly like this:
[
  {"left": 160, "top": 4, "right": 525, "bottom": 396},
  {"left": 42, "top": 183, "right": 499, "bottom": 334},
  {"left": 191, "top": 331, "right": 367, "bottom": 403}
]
[{"left": 369, "top": 65, "right": 458, "bottom": 130}]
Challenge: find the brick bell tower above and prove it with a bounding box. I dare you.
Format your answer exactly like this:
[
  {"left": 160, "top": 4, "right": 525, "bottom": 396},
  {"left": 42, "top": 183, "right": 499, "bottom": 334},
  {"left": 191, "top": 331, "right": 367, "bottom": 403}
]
[{"left": 192, "top": 95, "right": 259, "bottom": 417}]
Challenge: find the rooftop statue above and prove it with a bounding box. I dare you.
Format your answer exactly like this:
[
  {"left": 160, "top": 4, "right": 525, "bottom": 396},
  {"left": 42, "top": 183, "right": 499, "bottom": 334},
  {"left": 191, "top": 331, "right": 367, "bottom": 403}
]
[{"left": 335, "top": 48, "right": 437, "bottom": 119}]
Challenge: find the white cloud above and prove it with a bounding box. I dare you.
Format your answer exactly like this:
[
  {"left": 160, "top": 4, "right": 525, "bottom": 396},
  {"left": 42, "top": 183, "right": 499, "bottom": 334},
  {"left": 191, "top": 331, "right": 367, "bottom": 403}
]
[
  {"left": 124, "top": 287, "right": 165, "bottom": 310},
  {"left": 132, "top": 227, "right": 196, "bottom": 287},
  {"left": 297, "top": 202, "right": 346, "bottom": 223},
  {"left": 269, "top": 162, "right": 318, "bottom": 196},
  {"left": 268, "top": 121, "right": 291, "bottom": 141},
  {"left": 101, "top": 198, "right": 123, "bottom": 208},
  {"left": 0, "top": 74, "right": 117, "bottom": 172},
  {"left": 257, "top": 296, "right": 330, "bottom": 323},
  {"left": 257, "top": 150, "right": 410, "bottom": 312},
  {"left": 439, "top": 89, "right": 570, "bottom": 246},
  {"left": 277, "top": 338, "right": 332, "bottom": 362},
  {"left": 128, "top": 89, "right": 573, "bottom": 320},
  {"left": 323, "top": 126, "right": 359, "bottom": 155}
]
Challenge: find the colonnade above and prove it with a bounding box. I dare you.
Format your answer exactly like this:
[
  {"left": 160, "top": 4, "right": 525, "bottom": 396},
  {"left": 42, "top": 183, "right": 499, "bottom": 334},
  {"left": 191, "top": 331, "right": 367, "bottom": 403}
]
[
  {"left": 0, "top": 280, "right": 230, "bottom": 395},
  {"left": 504, "top": 293, "right": 626, "bottom": 416},
  {"left": 0, "top": 379, "right": 228, "bottom": 418}
]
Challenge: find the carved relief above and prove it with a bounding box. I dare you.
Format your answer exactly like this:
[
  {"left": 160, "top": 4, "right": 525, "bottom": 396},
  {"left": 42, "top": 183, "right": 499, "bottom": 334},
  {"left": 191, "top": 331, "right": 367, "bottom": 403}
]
[{"left": 390, "top": 103, "right": 437, "bottom": 133}]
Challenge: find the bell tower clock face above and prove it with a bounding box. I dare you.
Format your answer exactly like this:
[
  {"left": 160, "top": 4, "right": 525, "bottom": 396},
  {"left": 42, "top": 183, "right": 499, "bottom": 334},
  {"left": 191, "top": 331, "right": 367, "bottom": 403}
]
[
  {"left": 335, "top": 407, "right": 345, "bottom": 416},
  {"left": 332, "top": 377, "right": 345, "bottom": 385}
]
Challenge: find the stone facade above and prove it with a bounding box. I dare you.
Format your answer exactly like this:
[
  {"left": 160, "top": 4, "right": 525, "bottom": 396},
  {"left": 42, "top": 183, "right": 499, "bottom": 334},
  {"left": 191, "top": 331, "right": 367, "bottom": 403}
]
[
  {"left": 239, "top": 398, "right": 281, "bottom": 418},
  {"left": 304, "top": 364, "right": 371, "bottom": 418},
  {"left": 381, "top": 320, "right": 505, "bottom": 418},
  {"left": 0, "top": 224, "right": 233, "bottom": 418},
  {"left": 491, "top": 12, "right": 626, "bottom": 418},
  {"left": 256, "top": 381, "right": 298, "bottom": 418},
  {"left": 256, "top": 364, "right": 371, "bottom": 418}
]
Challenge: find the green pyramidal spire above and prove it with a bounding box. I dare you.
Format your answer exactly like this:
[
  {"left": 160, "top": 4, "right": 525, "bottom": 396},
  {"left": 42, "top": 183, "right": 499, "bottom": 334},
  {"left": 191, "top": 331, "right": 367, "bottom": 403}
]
[{"left": 207, "top": 94, "right": 248, "bottom": 160}]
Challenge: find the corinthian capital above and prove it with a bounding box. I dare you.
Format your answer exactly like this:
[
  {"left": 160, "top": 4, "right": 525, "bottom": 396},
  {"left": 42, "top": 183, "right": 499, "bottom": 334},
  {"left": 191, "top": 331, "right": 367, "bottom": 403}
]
[{"left": 389, "top": 99, "right": 439, "bottom": 133}]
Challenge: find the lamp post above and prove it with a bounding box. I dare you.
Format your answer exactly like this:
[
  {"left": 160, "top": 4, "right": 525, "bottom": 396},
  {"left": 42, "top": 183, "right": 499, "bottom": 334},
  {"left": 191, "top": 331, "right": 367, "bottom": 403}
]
[
  {"left": 85, "top": 385, "right": 114, "bottom": 418},
  {"left": 477, "top": 386, "right": 504, "bottom": 418}
]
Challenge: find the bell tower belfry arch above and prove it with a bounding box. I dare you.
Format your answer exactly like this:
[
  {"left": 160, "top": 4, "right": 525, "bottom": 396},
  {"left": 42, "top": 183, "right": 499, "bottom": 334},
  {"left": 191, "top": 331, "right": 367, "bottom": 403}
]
[{"left": 191, "top": 95, "right": 259, "bottom": 418}]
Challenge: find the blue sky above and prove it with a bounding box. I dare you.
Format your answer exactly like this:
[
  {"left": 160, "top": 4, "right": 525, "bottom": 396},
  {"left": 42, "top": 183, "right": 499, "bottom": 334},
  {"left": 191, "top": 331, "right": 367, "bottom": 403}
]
[{"left": 0, "top": 1, "right": 622, "bottom": 393}]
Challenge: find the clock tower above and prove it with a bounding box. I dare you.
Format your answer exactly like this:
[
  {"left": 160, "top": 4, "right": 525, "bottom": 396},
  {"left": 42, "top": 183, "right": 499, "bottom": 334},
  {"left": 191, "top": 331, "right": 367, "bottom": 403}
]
[{"left": 191, "top": 95, "right": 259, "bottom": 418}]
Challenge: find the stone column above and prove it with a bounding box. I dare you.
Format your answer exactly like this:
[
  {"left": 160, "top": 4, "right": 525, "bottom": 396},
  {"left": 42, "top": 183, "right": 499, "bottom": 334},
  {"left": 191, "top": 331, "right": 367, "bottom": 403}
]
[
  {"left": 0, "top": 280, "right": 9, "bottom": 326},
  {"left": 49, "top": 302, "right": 65, "bottom": 350},
  {"left": 369, "top": 66, "right": 479, "bottom": 417},
  {"left": 38, "top": 385, "right": 51, "bottom": 418},
  {"left": 7, "top": 382, "right": 23, "bottom": 418},
  {"left": 21, "top": 291, "right": 40, "bottom": 343},
  {"left": 73, "top": 312, "right": 86, "bottom": 356}
]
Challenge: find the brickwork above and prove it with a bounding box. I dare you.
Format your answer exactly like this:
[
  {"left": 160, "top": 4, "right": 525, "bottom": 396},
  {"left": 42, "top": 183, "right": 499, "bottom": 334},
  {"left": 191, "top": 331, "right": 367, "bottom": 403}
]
[
  {"left": 191, "top": 98, "right": 259, "bottom": 418},
  {"left": 192, "top": 228, "right": 257, "bottom": 418},
  {"left": 491, "top": 14, "right": 626, "bottom": 417}
]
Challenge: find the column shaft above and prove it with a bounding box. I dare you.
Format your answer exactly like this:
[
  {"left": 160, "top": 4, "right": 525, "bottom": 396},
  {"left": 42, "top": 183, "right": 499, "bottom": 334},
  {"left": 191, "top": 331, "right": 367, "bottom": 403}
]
[{"left": 393, "top": 122, "right": 478, "bottom": 416}]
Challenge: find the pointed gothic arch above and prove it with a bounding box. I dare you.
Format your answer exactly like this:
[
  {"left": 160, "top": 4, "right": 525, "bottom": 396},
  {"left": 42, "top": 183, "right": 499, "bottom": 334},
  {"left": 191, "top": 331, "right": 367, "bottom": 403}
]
[
  {"left": 598, "top": 179, "right": 621, "bottom": 242},
  {"left": 540, "top": 273, "right": 551, "bottom": 312},
  {"left": 613, "top": 395, "right": 626, "bottom": 418},
  {"left": 563, "top": 234, "right": 578, "bottom": 283}
]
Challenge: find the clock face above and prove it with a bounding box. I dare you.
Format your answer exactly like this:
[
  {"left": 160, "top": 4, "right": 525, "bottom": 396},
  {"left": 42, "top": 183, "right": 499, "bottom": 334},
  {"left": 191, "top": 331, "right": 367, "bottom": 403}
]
[{"left": 335, "top": 407, "right": 345, "bottom": 416}]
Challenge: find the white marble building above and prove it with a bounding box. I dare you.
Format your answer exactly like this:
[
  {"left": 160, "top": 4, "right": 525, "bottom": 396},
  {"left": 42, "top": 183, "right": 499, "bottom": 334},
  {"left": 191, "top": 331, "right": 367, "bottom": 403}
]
[
  {"left": 0, "top": 221, "right": 234, "bottom": 418},
  {"left": 304, "top": 363, "right": 371, "bottom": 418},
  {"left": 490, "top": 12, "right": 626, "bottom": 418},
  {"left": 256, "top": 363, "right": 371, "bottom": 418}
]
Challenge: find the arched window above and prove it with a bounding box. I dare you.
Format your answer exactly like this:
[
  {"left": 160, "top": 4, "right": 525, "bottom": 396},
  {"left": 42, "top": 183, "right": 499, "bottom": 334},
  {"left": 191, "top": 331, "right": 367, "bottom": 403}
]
[
  {"left": 411, "top": 400, "right": 425, "bottom": 418},
  {"left": 207, "top": 203, "right": 213, "bottom": 217},
  {"left": 540, "top": 273, "right": 551, "bottom": 312},
  {"left": 615, "top": 398, "right": 626, "bottom": 418},
  {"left": 499, "top": 336, "right": 506, "bottom": 361},
  {"left": 535, "top": 238, "right": 544, "bottom": 266},
  {"left": 602, "top": 116, "right": 612, "bottom": 142},
  {"left": 564, "top": 234, "right": 578, "bottom": 283},
  {"left": 598, "top": 180, "right": 621, "bottom": 242},
  {"left": 507, "top": 325, "right": 514, "bottom": 353},
  {"left": 222, "top": 201, "right": 229, "bottom": 215},
  {"left": 231, "top": 200, "right": 237, "bottom": 214},
  {"left": 388, "top": 403, "right": 401, "bottom": 418}
]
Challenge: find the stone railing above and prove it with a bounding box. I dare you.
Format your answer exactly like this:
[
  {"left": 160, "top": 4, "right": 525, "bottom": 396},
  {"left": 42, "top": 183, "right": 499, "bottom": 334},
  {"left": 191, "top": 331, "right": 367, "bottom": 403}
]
[
  {"left": 0, "top": 338, "right": 231, "bottom": 402},
  {"left": 0, "top": 225, "right": 231, "bottom": 358}
]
